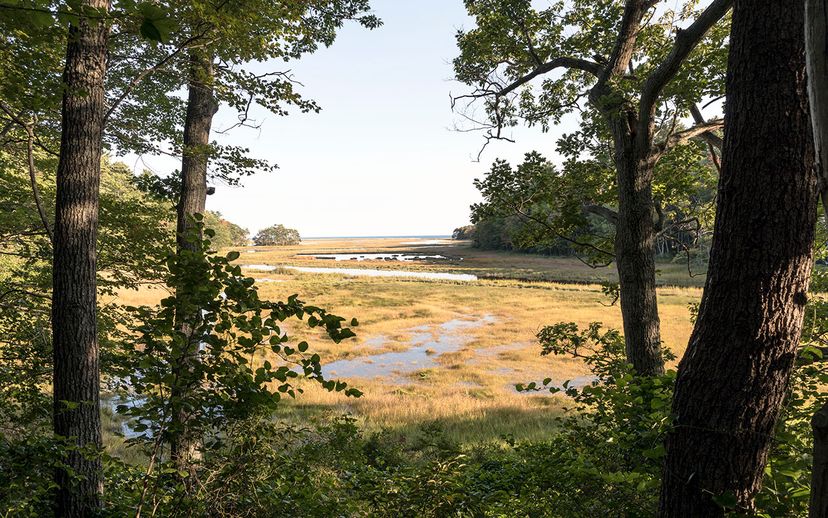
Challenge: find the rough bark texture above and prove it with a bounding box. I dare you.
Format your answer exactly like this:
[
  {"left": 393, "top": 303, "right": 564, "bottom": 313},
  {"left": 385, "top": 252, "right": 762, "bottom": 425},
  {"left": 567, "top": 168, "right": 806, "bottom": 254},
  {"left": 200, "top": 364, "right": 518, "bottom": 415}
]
[
  {"left": 806, "top": 4, "right": 828, "bottom": 516},
  {"left": 806, "top": 0, "right": 828, "bottom": 222},
  {"left": 610, "top": 116, "right": 664, "bottom": 377},
  {"left": 813, "top": 402, "right": 828, "bottom": 518},
  {"left": 170, "top": 51, "right": 218, "bottom": 478},
  {"left": 51, "top": 1, "right": 110, "bottom": 515},
  {"left": 658, "top": 1, "right": 817, "bottom": 515},
  {"left": 593, "top": 1, "right": 665, "bottom": 378},
  {"left": 176, "top": 53, "right": 218, "bottom": 253}
]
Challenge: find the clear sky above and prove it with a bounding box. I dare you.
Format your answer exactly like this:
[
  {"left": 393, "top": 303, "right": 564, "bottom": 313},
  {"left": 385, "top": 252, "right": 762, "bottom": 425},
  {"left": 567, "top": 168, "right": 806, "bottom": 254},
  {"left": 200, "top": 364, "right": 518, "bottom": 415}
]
[{"left": 134, "top": 0, "right": 575, "bottom": 237}]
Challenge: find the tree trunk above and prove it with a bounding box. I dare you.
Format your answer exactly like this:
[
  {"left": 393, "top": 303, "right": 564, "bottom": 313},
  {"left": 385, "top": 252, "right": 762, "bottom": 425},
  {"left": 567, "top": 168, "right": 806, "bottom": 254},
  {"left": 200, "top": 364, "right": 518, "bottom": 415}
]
[
  {"left": 176, "top": 52, "right": 218, "bottom": 253},
  {"left": 806, "top": 0, "right": 828, "bottom": 222},
  {"left": 170, "top": 51, "right": 218, "bottom": 479},
  {"left": 813, "top": 402, "right": 828, "bottom": 518},
  {"left": 806, "top": 2, "right": 828, "bottom": 516},
  {"left": 610, "top": 115, "right": 665, "bottom": 377},
  {"left": 51, "top": 1, "right": 110, "bottom": 515},
  {"left": 659, "top": 1, "right": 817, "bottom": 515}
]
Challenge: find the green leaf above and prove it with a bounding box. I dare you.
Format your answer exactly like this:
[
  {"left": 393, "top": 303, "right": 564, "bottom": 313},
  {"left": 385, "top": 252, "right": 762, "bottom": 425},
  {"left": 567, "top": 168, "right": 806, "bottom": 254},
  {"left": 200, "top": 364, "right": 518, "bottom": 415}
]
[
  {"left": 139, "top": 19, "right": 163, "bottom": 43},
  {"left": 711, "top": 491, "right": 738, "bottom": 509}
]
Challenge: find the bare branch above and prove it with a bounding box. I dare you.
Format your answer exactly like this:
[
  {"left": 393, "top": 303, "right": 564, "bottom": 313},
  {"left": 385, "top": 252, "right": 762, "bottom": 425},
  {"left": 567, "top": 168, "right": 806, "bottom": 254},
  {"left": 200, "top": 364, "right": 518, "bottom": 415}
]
[
  {"left": 512, "top": 205, "right": 616, "bottom": 263},
  {"left": 500, "top": 57, "right": 603, "bottom": 98}
]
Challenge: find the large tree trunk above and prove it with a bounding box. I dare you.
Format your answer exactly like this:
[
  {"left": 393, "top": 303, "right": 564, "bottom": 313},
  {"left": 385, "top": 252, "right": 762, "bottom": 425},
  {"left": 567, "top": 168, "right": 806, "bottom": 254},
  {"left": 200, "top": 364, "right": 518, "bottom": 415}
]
[
  {"left": 610, "top": 117, "right": 665, "bottom": 377},
  {"left": 170, "top": 51, "right": 218, "bottom": 479},
  {"left": 658, "top": 1, "right": 817, "bottom": 515},
  {"left": 51, "top": 0, "right": 110, "bottom": 515}
]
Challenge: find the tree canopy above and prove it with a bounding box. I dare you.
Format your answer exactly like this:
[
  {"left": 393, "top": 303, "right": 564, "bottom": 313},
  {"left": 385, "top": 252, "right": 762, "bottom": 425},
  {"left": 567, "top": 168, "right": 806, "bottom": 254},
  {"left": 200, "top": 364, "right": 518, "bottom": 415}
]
[{"left": 253, "top": 224, "right": 301, "bottom": 246}]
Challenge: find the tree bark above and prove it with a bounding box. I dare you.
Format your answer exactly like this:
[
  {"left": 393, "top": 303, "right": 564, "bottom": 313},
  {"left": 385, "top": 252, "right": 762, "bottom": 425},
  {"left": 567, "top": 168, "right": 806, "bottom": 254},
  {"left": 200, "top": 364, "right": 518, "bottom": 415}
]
[
  {"left": 806, "top": 0, "right": 828, "bottom": 223},
  {"left": 610, "top": 115, "right": 665, "bottom": 377},
  {"left": 170, "top": 50, "right": 218, "bottom": 479},
  {"left": 51, "top": 1, "right": 110, "bottom": 515},
  {"left": 806, "top": 3, "right": 828, "bottom": 516},
  {"left": 813, "top": 402, "right": 828, "bottom": 518},
  {"left": 176, "top": 52, "right": 218, "bottom": 253},
  {"left": 659, "top": 1, "right": 817, "bottom": 515}
]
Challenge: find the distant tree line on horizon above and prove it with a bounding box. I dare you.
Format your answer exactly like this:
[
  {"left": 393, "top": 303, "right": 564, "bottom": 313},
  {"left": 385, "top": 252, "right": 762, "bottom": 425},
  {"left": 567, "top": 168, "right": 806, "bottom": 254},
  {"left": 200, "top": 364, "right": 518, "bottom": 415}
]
[
  {"left": 454, "top": 212, "right": 706, "bottom": 263},
  {"left": 253, "top": 224, "right": 301, "bottom": 246}
]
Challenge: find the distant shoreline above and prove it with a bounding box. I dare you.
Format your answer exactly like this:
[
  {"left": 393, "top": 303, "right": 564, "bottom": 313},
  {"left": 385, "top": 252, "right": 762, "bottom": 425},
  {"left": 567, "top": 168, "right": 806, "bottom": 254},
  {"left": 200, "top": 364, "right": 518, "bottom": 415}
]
[{"left": 302, "top": 235, "right": 452, "bottom": 240}]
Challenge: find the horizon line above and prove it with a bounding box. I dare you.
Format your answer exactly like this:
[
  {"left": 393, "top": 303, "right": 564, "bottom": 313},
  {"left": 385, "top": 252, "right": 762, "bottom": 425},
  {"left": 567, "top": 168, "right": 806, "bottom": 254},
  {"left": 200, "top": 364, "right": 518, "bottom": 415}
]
[{"left": 301, "top": 234, "right": 452, "bottom": 239}]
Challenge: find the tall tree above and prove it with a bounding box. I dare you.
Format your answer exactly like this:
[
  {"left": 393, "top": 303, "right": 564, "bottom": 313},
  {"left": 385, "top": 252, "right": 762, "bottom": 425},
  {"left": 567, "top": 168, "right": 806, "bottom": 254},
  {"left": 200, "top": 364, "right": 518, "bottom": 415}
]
[
  {"left": 806, "top": 0, "right": 828, "bottom": 515},
  {"left": 454, "top": 0, "right": 731, "bottom": 376},
  {"left": 169, "top": 49, "right": 217, "bottom": 477},
  {"left": 658, "top": 0, "right": 817, "bottom": 514},
  {"left": 149, "top": 0, "right": 380, "bottom": 475},
  {"left": 51, "top": 0, "right": 111, "bottom": 515}
]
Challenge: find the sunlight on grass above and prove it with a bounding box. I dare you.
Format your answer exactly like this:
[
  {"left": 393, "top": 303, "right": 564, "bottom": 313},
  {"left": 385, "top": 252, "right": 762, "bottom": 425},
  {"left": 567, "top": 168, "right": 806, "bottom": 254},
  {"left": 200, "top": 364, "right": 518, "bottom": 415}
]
[{"left": 109, "top": 238, "right": 700, "bottom": 446}]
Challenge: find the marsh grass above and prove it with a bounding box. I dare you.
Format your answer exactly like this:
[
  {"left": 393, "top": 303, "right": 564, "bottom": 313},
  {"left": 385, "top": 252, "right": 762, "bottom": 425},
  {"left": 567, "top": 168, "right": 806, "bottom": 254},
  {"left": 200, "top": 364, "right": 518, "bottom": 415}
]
[{"left": 109, "top": 238, "right": 701, "bottom": 446}]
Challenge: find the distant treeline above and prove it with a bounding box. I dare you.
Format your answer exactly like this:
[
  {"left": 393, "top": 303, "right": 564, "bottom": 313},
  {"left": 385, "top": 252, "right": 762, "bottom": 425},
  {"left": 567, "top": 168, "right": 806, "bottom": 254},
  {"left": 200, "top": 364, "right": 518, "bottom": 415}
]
[
  {"left": 453, "top": 218, "right": 575, "bottom": 256},
  {"left": 454, "top": 217, "right": 706, "bottom": 260}
]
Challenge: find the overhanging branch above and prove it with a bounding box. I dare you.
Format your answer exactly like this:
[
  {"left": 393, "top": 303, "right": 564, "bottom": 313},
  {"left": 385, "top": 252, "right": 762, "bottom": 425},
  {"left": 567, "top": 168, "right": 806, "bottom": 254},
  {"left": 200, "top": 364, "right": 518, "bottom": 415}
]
[
  {"left": 583, "top": 204, "right": 619, "bottom": 225},
  {"left": 690, "top": 104, "right": 724, "bottom": 150},
  {"left": 652, "top": 119, "right": 724, "bottom": 159},
  {"left": 638, "top": 0, "right": 733, "bottom": 148}
]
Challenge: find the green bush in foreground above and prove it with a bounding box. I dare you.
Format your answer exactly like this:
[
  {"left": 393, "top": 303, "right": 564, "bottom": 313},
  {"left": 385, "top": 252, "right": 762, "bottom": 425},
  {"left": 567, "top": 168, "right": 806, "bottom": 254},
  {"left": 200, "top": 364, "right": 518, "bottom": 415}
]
[{"left": 1, "top": 315, "right": 823, "bottom": 516}]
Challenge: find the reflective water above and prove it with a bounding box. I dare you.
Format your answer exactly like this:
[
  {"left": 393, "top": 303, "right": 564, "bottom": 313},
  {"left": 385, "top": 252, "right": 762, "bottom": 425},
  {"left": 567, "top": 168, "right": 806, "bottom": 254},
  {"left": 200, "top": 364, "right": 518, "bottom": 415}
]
[
  {"left": 322, "top": 315, "right": 496, "bottom": 383},
  {"left": 103, "top": 395, "right": 149, "bottom": 439},
  {"left": 284, "top": 266, "right": 477, "bottom": 282},
  {"left": 400, "top": 240, "right": 452, "bottom": 245},
  {"left": 244, "top": 264, "right": 278, "bottom": 271},
  {"left": 301, "top": 253, "right": 451, "bottom": 262}
]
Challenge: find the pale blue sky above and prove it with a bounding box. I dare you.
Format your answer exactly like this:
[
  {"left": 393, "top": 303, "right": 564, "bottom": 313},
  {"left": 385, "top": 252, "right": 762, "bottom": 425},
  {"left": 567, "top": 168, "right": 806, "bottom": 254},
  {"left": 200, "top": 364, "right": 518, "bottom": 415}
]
[{"left": 135, "top": 0, "right": 575, "bottom": 237}]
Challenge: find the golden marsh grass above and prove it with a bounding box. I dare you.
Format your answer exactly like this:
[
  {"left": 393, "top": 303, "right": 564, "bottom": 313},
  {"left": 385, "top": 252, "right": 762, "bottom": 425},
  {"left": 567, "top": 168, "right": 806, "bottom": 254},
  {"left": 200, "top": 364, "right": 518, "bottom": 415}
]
[{"left": 112, "top": 238, "right": 702, "bottom": 443}]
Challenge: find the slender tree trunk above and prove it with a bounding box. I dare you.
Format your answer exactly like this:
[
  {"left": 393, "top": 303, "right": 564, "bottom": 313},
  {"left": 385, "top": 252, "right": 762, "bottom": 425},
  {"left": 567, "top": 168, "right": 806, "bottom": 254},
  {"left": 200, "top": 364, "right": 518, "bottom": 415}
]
[
  {"left": 806, "top": 0, "right": 828, "bottom": 222},
  {"left": 51, "top": 1, "right": 110, "bottom": 515},
  {"left": 176, "top": 52, "right": 217, "bottom": 253},
  {"left": 813, "top": 402, "right": 828, "bottom": 518},
  {"left": 806, "top": 2, "right": 828, "bottom": 516},
  {"left": 170, "top": 51, "right": 218, "bottom": 479},
  {"left": 609, "top": 116, "right": 665, "bottom": 377},
  {"left": 659, "top": 1, "right": 817, "bottom": 515}
]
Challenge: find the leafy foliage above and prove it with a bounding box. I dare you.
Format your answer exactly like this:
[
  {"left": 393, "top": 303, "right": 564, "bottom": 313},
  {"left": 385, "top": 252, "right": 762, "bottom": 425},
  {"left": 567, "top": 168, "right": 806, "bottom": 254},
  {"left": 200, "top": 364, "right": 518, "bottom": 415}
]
[
  {"left": 455, "top": 1, "right": 725, "bottom": 268},
  {"left": 111, "top": 221, "right": 360, "bottom": 450},
  {"left": 253, "top": 223, "right": 301, "bottom": 246}
]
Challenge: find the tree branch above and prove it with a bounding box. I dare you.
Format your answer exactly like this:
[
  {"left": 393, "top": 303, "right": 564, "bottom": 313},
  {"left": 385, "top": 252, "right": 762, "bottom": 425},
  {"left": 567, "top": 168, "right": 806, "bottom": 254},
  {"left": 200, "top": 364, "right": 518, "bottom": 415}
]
[
  {"left": 600, "top": 0, "right": 655, "bottom": 83},
  {"left": 583, "top": 204, "right": 619, "bottom": 225},
  {"left": 690, "top": 104, "right": 724, "bottom": 149},
  {"left": 637, "top": 0, "right": 733, "bottom": 149},
  {"left": 652, "top": 119, "right": 724, "bottom": 159},
  {"left": 0, "top": 101, "right": 52, "bottom": 241},
  {"left": 483, "top": 57, "right": 604, "bottom": 100},
  {"left": 104, "top": 30, "right": 211, "bottom": 123}
]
